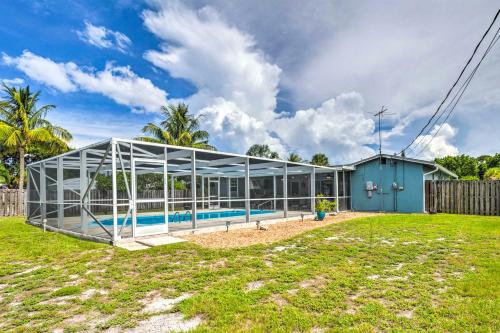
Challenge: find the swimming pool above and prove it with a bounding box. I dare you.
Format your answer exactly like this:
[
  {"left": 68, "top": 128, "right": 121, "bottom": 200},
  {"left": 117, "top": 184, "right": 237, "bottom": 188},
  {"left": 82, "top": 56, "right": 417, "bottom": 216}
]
[{"left": 99, "top": 209, "right": 275, "bottom": 226}]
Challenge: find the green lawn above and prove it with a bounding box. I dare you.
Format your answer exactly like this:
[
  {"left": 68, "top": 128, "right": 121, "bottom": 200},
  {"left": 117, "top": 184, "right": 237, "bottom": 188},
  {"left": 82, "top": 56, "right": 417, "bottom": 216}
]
[{"left": 0, "top": 214, "right": 499, "bottom": 332}]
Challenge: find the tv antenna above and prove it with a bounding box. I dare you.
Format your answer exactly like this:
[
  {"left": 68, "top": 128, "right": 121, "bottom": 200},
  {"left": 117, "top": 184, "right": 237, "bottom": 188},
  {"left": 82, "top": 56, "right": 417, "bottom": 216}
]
[{"left": 368, "top": 106, "right": 394, "bottom": 156}]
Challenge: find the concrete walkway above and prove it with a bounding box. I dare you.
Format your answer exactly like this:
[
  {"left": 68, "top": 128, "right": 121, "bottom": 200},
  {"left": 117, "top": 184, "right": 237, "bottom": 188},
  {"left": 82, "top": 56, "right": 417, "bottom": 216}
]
[{"left": 116, "top": 235, "right": 186, "bottom": 251}]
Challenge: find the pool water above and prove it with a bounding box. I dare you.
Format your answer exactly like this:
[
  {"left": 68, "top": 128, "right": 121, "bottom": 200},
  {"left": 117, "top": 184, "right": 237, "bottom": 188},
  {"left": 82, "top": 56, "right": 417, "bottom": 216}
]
[{"left": 99, "top": 209, "right": 275, "bottom": 226}]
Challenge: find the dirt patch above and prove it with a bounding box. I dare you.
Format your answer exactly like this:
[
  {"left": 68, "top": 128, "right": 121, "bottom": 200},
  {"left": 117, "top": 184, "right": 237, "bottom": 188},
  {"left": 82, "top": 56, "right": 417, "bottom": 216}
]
[
  {"left": 39, "top": 295, "right": 77, "bottom": 306},
  {"left": 433, "top": 272, "right": 445, "bottom": 282},
  {"left": 269, "top": 294, "right": 288, "bottom": 307},
  {"left": 80, "top": 289, "right": 108, "bottom": 300},
  {"left": 13, "top": 265, "right": 44, "bottom": 277},
  {"left": 246, "top": 280, "right": 265, "bottom": 291},
  {"left": 110, "top": 313, "right": 202, "bottom": 333},
  {"left": 263, "top": 260, "right": 273, "bottom": 268},
  {"left": 299, "top": 275, "right": 327, "bottom": 292},
  {"left": 85, "top": 269, "right": 106, "bottom": 275},
  {"left": 183, "top": 212, "right": 378, "bottom": 249},
  {"left": 272, "top": 244, "right": 296, "bottom": 252},
  {"left": 397, "top": 310, "right": 414, "bottom": 319},
  {"left": 141, "top": 293, "right": 192, "bottom": 313},
  {"left": 385, "top": 275, "right": 408, "bottom": 282}
]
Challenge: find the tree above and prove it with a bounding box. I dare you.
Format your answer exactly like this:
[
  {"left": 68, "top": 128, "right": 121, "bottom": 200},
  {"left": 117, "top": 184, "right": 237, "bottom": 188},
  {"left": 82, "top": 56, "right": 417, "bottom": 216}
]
[
  {"left": 287, "top": 152, "right": 302, "bottom": 162},
  {"left": 0, "top": 162, "right": 10, "bottom": 185},
  {"left": 246, "top": 144, "right": 280, "bottom": 159},
  {"left": 0, "top": 84, "right": 72, "bottom": 191},
  {"left": 311, "top": 153, "right": 329, "bottom": 166},
  {"left": 136, "top": 103, "right": 215, "bottom": 150},
  {"left": 478, "top": 154, "right": 500, "bottom": 179},
  {"left": 484, "top": 167, "right": 500, "bottom": 180},
  {"left": 434, "top": 155, "right": 478, "bottom": 179}
]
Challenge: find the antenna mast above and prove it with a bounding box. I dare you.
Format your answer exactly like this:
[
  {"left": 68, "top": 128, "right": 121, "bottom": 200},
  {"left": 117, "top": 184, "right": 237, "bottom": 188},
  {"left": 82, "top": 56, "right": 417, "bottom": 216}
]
[{"left": 372, "top": 106, "right": 390, "bottom": 156}]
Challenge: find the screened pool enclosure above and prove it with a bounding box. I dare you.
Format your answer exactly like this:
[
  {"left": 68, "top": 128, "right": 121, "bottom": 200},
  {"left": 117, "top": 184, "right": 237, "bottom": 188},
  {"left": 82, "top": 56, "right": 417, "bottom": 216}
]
[{"left": 26, "top": 138, "right": 352, "bottom": 243}]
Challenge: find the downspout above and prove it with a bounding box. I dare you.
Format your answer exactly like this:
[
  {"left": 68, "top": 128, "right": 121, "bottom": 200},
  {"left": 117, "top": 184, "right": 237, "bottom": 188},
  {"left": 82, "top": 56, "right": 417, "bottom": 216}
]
[{"left": 423, "top": 166, "right": 439, "bottom": 213}]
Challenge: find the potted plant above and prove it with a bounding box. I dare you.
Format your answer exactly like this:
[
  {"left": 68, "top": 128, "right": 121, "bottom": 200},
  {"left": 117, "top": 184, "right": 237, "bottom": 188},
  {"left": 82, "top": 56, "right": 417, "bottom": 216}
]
[{"left": 315, "top": 195, "right": 336, "bottom": 221}]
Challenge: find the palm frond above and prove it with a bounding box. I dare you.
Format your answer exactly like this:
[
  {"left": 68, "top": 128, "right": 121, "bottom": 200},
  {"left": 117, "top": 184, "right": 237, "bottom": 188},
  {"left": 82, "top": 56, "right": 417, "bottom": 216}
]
[{"left": 134, "top": 136, "right": 163, "bottom": 143}]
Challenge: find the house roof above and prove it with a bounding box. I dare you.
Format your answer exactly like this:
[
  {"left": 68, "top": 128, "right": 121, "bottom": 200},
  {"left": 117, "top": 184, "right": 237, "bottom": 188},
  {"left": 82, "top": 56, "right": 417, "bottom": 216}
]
[{"left": 348, "top": 154, "right": 458, "bottom": 179}]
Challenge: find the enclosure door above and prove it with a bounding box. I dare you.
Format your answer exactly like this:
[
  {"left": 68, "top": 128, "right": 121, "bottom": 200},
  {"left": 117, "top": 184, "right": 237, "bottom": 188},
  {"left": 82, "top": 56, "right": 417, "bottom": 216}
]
[
  {"left": 209, "top": 178, "right": 220, "bottom": 209},
  {"left": 132, "top": 158, "right": 168, "bottom": 237}
]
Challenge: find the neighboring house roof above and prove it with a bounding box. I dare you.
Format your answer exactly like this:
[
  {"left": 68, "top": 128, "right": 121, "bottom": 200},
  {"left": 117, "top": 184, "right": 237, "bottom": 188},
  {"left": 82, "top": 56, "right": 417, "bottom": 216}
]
[
  {"left": 434, "top": 164, "right": 458, "bottom": 179},
  {"left": 346, "top": 154, "right": 458, "bottom": 179}
]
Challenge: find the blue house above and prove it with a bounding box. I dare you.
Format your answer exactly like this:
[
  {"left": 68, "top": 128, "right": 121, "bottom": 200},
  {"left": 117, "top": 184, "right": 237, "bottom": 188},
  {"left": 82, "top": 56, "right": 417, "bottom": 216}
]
[{"left": 349, "top": 154, "right": 457, "bottom": 213}]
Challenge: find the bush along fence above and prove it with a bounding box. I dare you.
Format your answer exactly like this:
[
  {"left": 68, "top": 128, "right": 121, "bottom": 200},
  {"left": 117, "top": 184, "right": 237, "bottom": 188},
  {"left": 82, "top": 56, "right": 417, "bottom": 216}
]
[
  {"left": 425, "top": 180, "right": 500, "bottom": 216},
  {"left": 0, "top": 189, "right": 25, "bottom": 217}
]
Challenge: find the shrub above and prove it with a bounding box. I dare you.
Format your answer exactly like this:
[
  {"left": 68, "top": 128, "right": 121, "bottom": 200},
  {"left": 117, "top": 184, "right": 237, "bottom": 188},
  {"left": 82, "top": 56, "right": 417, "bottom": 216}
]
[
  {"left": 484, "top": 167, "right": 500, "bottom": 180},
  {"left": 315, "top": 194, "right": 336, "bottom": 212}
]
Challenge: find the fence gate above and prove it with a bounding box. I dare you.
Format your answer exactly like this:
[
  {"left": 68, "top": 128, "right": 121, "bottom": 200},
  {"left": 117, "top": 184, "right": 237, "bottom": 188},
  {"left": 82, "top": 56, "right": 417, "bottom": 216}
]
[{"left": 425, "top": 180, "right": 500, "bottom": 216}]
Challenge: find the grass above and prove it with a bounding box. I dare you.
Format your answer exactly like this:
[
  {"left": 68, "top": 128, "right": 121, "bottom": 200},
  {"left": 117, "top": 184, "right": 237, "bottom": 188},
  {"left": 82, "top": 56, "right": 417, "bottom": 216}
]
[{"left": 0, "top": 214, "right": 499, "bottom": 332}]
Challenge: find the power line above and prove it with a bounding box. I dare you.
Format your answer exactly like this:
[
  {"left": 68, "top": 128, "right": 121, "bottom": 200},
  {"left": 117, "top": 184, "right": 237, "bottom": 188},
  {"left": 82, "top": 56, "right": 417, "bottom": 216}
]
[
  {"left": 413, "top": 28, "right": 500, "bottom": 157},
  {"left": 410, "top": 25, "right": 500, "bottom": 156},
  {"left": 400, "top": 9, "right": 500, "bottom": 155}
]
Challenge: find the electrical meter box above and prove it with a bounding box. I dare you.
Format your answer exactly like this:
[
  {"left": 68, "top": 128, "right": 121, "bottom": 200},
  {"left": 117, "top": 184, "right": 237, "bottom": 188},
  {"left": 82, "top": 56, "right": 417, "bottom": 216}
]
[{"left": 365, "top": 181, "right": 373, "bottom": 191}]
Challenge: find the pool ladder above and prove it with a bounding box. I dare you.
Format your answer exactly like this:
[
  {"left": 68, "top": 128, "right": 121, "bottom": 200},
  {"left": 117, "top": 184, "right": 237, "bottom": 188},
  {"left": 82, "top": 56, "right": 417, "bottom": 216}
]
[
  {"left": 171, "top": 211, "right": 192, "bottom": 223},
  {"left": 172, "top": 211, "right": 180, "bottom": 223}
]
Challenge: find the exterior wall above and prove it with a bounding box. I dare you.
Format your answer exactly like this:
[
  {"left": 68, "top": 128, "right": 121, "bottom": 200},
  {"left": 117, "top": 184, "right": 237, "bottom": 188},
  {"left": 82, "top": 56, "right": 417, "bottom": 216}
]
[{"left": 351, "top": 158, "right": 424, "bottom": 213}]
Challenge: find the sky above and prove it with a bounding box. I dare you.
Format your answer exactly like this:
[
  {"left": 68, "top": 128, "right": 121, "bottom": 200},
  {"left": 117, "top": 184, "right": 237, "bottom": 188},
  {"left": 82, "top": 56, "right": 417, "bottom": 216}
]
[{"left": 0, "top": 0, "right": 499, "bottom": 164}]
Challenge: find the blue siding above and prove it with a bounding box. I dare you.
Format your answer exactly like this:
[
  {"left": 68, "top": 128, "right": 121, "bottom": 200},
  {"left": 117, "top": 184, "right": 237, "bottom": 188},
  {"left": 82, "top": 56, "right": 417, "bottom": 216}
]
[{"left": 351, "top": 158, "right": 424, "bottom": 213}]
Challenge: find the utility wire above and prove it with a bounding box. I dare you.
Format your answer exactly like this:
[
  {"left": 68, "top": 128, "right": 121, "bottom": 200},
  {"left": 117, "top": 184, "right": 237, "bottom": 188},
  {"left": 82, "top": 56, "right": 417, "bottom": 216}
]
[
  {"left": 400, "top": 9, "right": 500, "bottom": 155},
  {"left": 410, "top": 25, "right": 500, "bottom": 155},
  {"left": 413, "top": 28, "right": 500, "bottom": 157}
]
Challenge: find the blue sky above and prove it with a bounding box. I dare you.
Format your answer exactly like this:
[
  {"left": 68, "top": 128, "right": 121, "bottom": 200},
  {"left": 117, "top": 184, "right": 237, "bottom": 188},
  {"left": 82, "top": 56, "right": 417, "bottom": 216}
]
[{"left": 1, "top": 0, "right": 499, "bottom": 163}]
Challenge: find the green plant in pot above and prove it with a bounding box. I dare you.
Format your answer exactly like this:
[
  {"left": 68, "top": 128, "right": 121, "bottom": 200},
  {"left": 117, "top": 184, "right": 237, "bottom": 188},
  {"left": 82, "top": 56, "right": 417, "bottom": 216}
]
[{"left": 315, "top": 195, "right": 336, "bottom": 221}]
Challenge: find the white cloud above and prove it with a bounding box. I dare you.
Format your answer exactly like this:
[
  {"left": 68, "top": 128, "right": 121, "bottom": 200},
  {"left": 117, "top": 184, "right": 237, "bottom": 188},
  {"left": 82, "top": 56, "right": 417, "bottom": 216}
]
[
  {"left": 274, "top": 92, "right": 376, "bottom": 162},
  {"left": 414, "top": 123, "right": 459, "bottom": 160},
  {"left": 1, "top": 77, "right": 24, "bottom": 86},
  {"left": 77, "top": 21, "right": 131, "bottom": 52},
  {"left": 142, "top": 1, "right": 284, "bottom": 154},
  {"left": 67, "top": 62, "right": 167, "bottom": 113},
  {"left": 3, "top": 51, "right": 167, "bottom": 113},
  {"left": 143, "top": 2, "right": 281, "bottom": 122},
  {"left": 188, "top": 0, "right": 500, "bottom": 157},
  {"left": 142, "top": 2, "right": 377, "bottom": 162},
  {"left": 2, "top": 51, "right": 77, "bottom": 92},
  {"left": 199, "top": 98, "right": 286, "bottom": 156}
]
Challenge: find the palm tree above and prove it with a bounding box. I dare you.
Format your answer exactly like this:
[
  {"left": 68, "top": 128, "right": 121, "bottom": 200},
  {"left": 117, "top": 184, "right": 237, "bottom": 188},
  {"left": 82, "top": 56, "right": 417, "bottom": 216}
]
[
  {"left": 287, "top": 152, "right": 302, "bottom": 162},
  {"left": 311, "top": 153, "right": 329, "bottom": 166},
  {"left": 0, "top": 84, "right": 72, "bottom": 191},
  {"left": 136, "top": 103, "right": 216, "bottom": 150}
]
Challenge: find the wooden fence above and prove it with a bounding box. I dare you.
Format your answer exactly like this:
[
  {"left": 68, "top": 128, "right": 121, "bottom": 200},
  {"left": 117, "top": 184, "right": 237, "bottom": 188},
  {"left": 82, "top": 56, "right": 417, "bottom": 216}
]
[
  {"left": 425, "top": 180, "right": 500, "bottom": 216},
  {"left": 0, "top": 189, "right": 25, "bottom": 217}
]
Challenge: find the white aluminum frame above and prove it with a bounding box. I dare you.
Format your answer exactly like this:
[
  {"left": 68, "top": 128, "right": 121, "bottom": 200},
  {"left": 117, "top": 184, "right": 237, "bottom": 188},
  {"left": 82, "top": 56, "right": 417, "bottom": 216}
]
[{"left": 25, "top": 137, "right": 353, "bottom": 244}]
